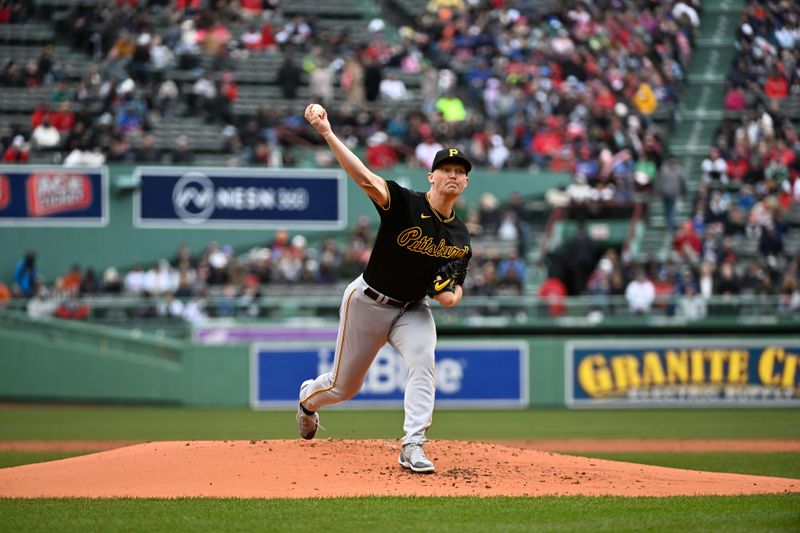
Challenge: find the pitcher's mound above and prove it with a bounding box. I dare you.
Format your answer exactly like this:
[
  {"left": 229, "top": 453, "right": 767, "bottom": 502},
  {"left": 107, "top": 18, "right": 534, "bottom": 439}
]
[{"left": 0, "top": 439, "right": 797, "bottom": 498}]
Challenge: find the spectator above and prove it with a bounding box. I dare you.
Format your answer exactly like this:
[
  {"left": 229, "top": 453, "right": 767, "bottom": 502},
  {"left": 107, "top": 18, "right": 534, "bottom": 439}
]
[
  {"left": 190, "top": 71, "right": 217, "bottom": 116},
  {"left": 156, "top": 79, "right": 180, "bottom": 118},
  {"left": 365, "top": 131, "right": 398, "bottom": 169},
  {"left": 655, "top": 156, "right": 687, "bottom": 232},
  {"left": 241, "top": 24, "right": 263, "bottom": 51},
  {"left": 102, "top": 267, "right": 122, "bottom": 294},
  {"left": 363, "top": 55, "right": 382, "bottom": 102},
  {"left": 487, "top": 134, "right": 510, "bottom": 171},
  {"left": 379, "top": 71, "right": 408, "bottom": 101},
  {"left": 123, "top": 264, "right": 146, "bottom": 295},
  {"left": 758, "top": 222, "right": 784, "bottom": 257},
  {"left": 537, "top": 272, "right": 567, "bottom": 317},
  {"left": 0, "top": 280, "right": 10, "bottom": 308},
  {"left": 0, "top": 60, "right": 24, "bottom": 87},
  {"left": 133, "top": 134, "right": 163, "bottom": 163},
  {"left": 715, "top": 261, "right": 741, "bottom": 296},
  {"left": 778, "top": 275, "right": 800, "bottom": 315},
  {"left": 170, "top": 135, "right": 195, "bottom": 164},
  {"left": 435, "top": 88, "right": 466, "bottom": 123},
  {"left": 26, "top": 284, "right": 56, "bottom": 319},
  {"left": 62, "top": 264, "right": 83, "bottom": 294},
  {"left": 249, "top": 142, "right": 271, "bottom": 165},
  {"left": 496, "top": 248, "right": 526, "bottom": 294},
  {"left": 14, "top": 251, "right": 37, "bottom": 298},
  {"left": 3, "top": 135, "right": 30, "bottom": 163},
  {"left": 763, "top": 68, "right": 789, "bottom": 101},
  {"left": 341, "top": 56, "right": 365, "bottom": 106},
  {"left": 701, "top": 147, "right": 729, "bottom": 185},
  {"left": 143, "top": 259, "right": 176, "bottom": 296},
  {"left": 676, "top": 280, "right": 707, "bottom": 320},
  {"left": 64, "top": 143, "right": 105, "bottom": 167},
  {"left": 561, "top": 222, "right": 596, "bottom": 295},
  {"left": 625, "top": 267, "right": 656, "bottom": 314},
  {"left": 587, "top": 257, "right": 614, "bottom": 314},
  {"left": 414, "top": 136, "right": 443, "bottom": 170},
  {"left": 723, "top": 84, "right": 748, "bottom": 111},
  {"left": 277, "top": 53, "right": 303, "bottom": 100},
  {"left": 309, "top": 58, "right": 334, "bottom": 105},
  {"left": 632, "top": 81, "right": 658, "bottom": 117},
  {"left": 275, "top": 16, "right": 312, "bottom": 49},
  {"left": 30, "top": 116, "right": 60, "bottom": 149}
]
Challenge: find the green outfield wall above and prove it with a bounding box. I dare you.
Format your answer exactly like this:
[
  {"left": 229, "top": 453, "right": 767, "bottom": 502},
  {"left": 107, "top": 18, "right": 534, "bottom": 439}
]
[
  {"left": 0, "top": 165, "right": 569, "bottom": 284},
  {"left": 2, "top": 312, "right": 797, "bottom": 407}
]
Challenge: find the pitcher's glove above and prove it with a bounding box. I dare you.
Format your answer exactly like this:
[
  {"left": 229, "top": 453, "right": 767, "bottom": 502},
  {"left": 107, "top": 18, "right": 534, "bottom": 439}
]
[{"left": 427, "top": 258, "right": 470, "bottom": 297}]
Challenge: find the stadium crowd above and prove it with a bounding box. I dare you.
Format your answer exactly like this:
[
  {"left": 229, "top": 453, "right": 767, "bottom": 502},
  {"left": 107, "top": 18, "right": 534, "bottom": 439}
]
[
  {"left": 4, "top": 189, "right": 537, "bottom": 321},
  {"left": 1, "top": 0, "right": 799, "bottom": 321},
  {"left": 1, "top": 0, "right": 697, "bottom": 198}
]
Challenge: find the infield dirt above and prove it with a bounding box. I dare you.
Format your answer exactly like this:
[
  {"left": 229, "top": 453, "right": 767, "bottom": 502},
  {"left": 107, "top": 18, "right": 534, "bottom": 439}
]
[{"left": 0, "top": 439, "right": 798, "bottom": 498}]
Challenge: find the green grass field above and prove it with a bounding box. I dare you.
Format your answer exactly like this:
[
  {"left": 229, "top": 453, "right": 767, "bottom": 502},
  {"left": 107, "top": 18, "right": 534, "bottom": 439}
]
[
  {"left": 1, "top": 406, "right": 799, "bottom": 532},
  {"left": 1, "top": 495, "right": 799, "bottom": 533}
]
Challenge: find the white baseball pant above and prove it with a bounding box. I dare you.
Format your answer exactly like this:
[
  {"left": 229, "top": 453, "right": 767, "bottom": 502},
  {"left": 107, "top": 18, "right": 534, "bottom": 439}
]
[{"left": 299, "top": 274, "right": 437, "bottom": 446}]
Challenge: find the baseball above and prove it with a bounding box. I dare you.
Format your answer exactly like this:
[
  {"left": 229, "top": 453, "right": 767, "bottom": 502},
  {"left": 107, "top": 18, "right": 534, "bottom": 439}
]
[{"left": 310, "top": 104, "right": 324, "bottom": 117}]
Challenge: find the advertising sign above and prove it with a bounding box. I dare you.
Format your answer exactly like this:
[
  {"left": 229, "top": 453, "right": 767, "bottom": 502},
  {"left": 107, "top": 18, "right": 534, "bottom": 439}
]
[
  {"left": 134, "top": 167, "right": 346, "bottom": 229},
  {"left": 0, "top": 166, "right": 107, "bottom": 226},
  {"left": 251, "top": 341, "right": 529, "bottom": 408},
  {"left": 566, "top": 339, "right": 800, "bottom": 407}
]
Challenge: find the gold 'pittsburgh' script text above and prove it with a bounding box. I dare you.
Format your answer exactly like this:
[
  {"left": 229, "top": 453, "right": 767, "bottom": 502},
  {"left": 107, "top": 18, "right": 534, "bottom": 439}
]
[{"left": 396, "top": 227, "right": 469, "bottom": 259}]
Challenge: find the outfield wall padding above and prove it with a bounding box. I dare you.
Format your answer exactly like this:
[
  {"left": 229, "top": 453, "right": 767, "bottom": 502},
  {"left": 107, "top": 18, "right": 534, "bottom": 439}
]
[{"left": 2, "top": 313, "right": 796, "bottom": 407}]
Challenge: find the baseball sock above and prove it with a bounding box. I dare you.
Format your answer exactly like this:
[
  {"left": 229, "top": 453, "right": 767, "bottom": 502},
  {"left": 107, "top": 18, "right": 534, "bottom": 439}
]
[{"left": 299, "top": 403, "right": 315, "bottom": 416}]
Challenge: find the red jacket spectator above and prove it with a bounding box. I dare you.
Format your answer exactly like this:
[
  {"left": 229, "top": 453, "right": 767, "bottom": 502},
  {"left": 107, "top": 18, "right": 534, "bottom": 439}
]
[
  {"left": 727, "top": 150, "right": 750, "bottom": 182},
  {"left": 241, "top": 0, "right": 262, "bottom": 17},
  {"left": 594, "top": 86, "right": 616, "bottom": 111},
  {"left": 51, "top": 103, "right": 75, "bottom": 132},
  {"left": 723, "top": 86, "right": 747, "bottom": 110},
  {"left": 652, "top": 276, "right": 674, "bottom": 309},
  {"left": 3, "top": 135, "right": 29, "bottom": 162},
  {"left": 176, "top": 0, "right": 201, "bottom": 10},
  {"left": 538, "top": 277, "right": 567, "bottom": 317},
  {"left": 531, "top": 128, "right": 563, "bottom": 159},
  {"left": 365, "top": 132, "right": 398, "bottom": 169},
  {"left": 261, "top": 23, "right": 276, "bottom": 49},
  {"left": 31, "top": 105, "right": 55, "bottom": 129},
  {"left": 221, "top": 72, "right": 238, "bottom": 102},
  {"left": 764, "top": 74, "right": 788, "bottom": 100},
  {"left": 673, "top": 220, "right": 702, "bottom": 256}
]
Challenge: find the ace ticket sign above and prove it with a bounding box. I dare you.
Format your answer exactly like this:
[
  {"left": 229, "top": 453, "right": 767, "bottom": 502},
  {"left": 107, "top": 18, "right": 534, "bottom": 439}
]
[{"left": 0, "top": 166, "right": 108, "bottom": 226}]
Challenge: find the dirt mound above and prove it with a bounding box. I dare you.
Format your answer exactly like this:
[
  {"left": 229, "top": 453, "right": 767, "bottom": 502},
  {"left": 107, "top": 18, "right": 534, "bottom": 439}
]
[{"left": 0, "top": 439, "right": 797, "bottom": 498}]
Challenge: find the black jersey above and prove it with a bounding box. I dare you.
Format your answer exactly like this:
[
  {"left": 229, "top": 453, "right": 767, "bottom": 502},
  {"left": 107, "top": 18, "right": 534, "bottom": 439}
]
[{"left": 363, "top": 180, "right": 472, "bottom": 302}]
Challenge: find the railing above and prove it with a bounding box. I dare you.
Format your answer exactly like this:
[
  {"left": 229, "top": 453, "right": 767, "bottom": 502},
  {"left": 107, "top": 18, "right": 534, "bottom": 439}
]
[{"left": 5, "top": 293, "right": 799, "bottom": 331}]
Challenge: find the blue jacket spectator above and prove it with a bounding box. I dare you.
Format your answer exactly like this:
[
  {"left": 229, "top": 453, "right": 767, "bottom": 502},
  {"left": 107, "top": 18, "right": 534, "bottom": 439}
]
[{"left": 14, "top": 251, "right": 37, "bottom": 297}]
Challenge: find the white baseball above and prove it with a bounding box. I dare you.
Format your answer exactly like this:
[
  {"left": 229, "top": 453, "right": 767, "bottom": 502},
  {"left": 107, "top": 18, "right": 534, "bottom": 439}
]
[{"left": 310, "top": 104, "right": 324, "bottom": 117}]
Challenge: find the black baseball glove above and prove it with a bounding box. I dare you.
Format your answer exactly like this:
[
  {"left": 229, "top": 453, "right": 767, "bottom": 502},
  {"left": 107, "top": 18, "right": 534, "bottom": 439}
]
[{"left": 427, "top": 257, "right": 470, "bottom": 297}]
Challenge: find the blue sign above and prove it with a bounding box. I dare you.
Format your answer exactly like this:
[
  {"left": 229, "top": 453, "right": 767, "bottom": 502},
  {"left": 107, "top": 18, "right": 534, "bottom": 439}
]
[
  {"left": 251, "top": 341, "right": 528, "bottom": 408},
  {"left": 0, "top": 166, "right": 107, "bottom": 226},
  {"left": 566, "top": 339, "right": 800, "bottom": 407},
  {"left": 134, "top": 167, "right": 346, "bottom": 229}
]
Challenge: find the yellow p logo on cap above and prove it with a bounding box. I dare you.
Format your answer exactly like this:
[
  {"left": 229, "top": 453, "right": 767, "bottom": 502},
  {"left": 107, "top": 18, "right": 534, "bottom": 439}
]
[{"left": 449, "top": 149, "right": 459, "bottom": 157}]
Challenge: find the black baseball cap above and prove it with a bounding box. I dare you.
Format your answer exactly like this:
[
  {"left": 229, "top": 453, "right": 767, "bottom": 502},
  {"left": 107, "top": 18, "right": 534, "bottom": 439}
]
[{"left": 431, "top": 148, "right": 472, "bottom": 174}]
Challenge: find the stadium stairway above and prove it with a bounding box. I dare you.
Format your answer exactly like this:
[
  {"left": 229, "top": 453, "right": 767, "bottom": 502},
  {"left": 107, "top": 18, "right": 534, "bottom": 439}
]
[{"left": 635, "top": 0, "right": 744, "bottom": 262}]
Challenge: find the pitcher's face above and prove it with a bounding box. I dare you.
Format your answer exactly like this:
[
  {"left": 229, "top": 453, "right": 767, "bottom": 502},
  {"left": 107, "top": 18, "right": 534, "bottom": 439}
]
[{"left": 428, "top": 163, "right": 469, "bottom": 197}]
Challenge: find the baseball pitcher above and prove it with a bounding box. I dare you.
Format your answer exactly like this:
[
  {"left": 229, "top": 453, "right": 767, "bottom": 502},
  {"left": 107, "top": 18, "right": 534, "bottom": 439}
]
[{"left": 297, "top": 103, "right": 472, "bottom": 473}]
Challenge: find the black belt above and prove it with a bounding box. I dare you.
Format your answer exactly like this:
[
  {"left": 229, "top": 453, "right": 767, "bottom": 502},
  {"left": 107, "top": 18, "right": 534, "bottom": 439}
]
[{"left": 364, "top": 286, "right": 410, "bottom": 308}]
